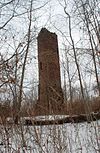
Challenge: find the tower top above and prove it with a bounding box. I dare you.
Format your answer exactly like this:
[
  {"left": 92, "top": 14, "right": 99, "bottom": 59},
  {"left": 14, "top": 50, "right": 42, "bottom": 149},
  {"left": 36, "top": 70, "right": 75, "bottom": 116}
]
[{"left": 37, "top": 28, "right": 57, "bottom": 39}]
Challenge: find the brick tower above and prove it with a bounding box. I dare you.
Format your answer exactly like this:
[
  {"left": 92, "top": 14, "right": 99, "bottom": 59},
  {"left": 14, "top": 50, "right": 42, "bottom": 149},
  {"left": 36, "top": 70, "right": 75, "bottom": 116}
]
[{"left": 37, "top": 28, "right": 63, "bottom": 115}]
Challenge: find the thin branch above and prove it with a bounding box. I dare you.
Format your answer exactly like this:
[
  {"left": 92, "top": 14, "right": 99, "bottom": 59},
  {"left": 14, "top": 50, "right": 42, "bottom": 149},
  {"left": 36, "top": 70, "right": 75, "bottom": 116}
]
[
  {"left": 0, "top": 0, "right": 15, "bottom": 8},
  {"left": 0, "top": 14, "right": 14, "bottom": 30}
]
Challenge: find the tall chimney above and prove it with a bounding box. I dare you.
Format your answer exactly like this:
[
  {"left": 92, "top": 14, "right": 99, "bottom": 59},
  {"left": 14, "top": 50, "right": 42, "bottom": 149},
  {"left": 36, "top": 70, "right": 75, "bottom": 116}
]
[{"left": 37, "top": 28, "right": 63, "bottom": 115}]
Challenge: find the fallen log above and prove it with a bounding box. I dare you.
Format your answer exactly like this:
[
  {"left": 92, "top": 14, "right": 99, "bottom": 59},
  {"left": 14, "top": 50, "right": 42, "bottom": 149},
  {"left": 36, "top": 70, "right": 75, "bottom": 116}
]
[{"left": 24, "top": 112, "right": 100, "bottom": 126}]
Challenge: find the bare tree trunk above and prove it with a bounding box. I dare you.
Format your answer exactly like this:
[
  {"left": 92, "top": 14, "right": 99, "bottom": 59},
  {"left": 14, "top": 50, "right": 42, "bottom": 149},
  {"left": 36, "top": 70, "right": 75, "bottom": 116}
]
[
  {"left": 15, "top": 0, "right": 33, "bottom": 123},
  {"left": 64, "top": 6, "right": 85, "bottom": 100},
  {"left": 81, "top": 2, "right": 100, "bottom": 96},
  {"left": 66, "top": 55, "right": 73, "bottom": 102}
]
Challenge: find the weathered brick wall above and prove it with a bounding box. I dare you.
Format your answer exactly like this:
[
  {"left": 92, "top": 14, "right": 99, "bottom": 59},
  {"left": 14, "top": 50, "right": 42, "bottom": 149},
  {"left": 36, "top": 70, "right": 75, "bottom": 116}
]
[{"left": 37, "top": 28, "right": 63, "bottom": 115}]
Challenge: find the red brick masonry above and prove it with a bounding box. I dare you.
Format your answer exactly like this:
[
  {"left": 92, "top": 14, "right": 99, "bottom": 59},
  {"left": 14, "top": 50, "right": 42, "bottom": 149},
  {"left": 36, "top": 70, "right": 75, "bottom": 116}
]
[{"left": 37, "top": 28, "right": 63, "bottom": 115}]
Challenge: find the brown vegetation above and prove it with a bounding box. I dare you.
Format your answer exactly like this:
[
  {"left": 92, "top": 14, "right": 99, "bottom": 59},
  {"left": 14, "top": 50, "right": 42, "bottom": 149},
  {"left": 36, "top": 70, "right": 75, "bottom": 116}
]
[{"left": 0, "top": 97, "right": 100, "bottom": 120}]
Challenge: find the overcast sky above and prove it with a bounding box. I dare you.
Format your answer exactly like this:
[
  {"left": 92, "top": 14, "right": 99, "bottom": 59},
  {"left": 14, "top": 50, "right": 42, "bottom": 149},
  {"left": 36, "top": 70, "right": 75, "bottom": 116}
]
[{"left": 0, "top": 0, "right": 100, "bottom": 98}]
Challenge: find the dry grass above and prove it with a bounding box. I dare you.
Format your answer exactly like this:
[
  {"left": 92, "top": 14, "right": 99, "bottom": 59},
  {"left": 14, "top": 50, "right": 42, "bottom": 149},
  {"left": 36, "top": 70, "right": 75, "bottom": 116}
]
[
  {"left": 0, "top": 97, "right": 100, "bottom": 119},
  {"left": 63, "top": 97, "right": 100, "bottom": 115}
]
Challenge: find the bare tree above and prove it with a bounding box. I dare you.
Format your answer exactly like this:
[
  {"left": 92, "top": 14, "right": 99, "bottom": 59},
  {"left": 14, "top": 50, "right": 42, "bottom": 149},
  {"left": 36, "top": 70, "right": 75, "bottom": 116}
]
[{"left": 73, "top": 0, "right": 100, "bottom": 95}]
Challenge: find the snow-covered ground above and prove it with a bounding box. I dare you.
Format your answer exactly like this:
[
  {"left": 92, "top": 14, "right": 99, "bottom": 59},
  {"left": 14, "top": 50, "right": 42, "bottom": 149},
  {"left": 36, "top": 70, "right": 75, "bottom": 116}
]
[{"left": 0, "top": 120, "right": 100, "bottom": 153}]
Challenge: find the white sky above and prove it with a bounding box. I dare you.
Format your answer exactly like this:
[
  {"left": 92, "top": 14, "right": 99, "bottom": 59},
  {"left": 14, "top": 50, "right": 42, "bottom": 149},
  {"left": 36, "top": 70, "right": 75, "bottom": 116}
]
[{"left": 0, "top": 0, "right": 100, "bottom": 97}]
